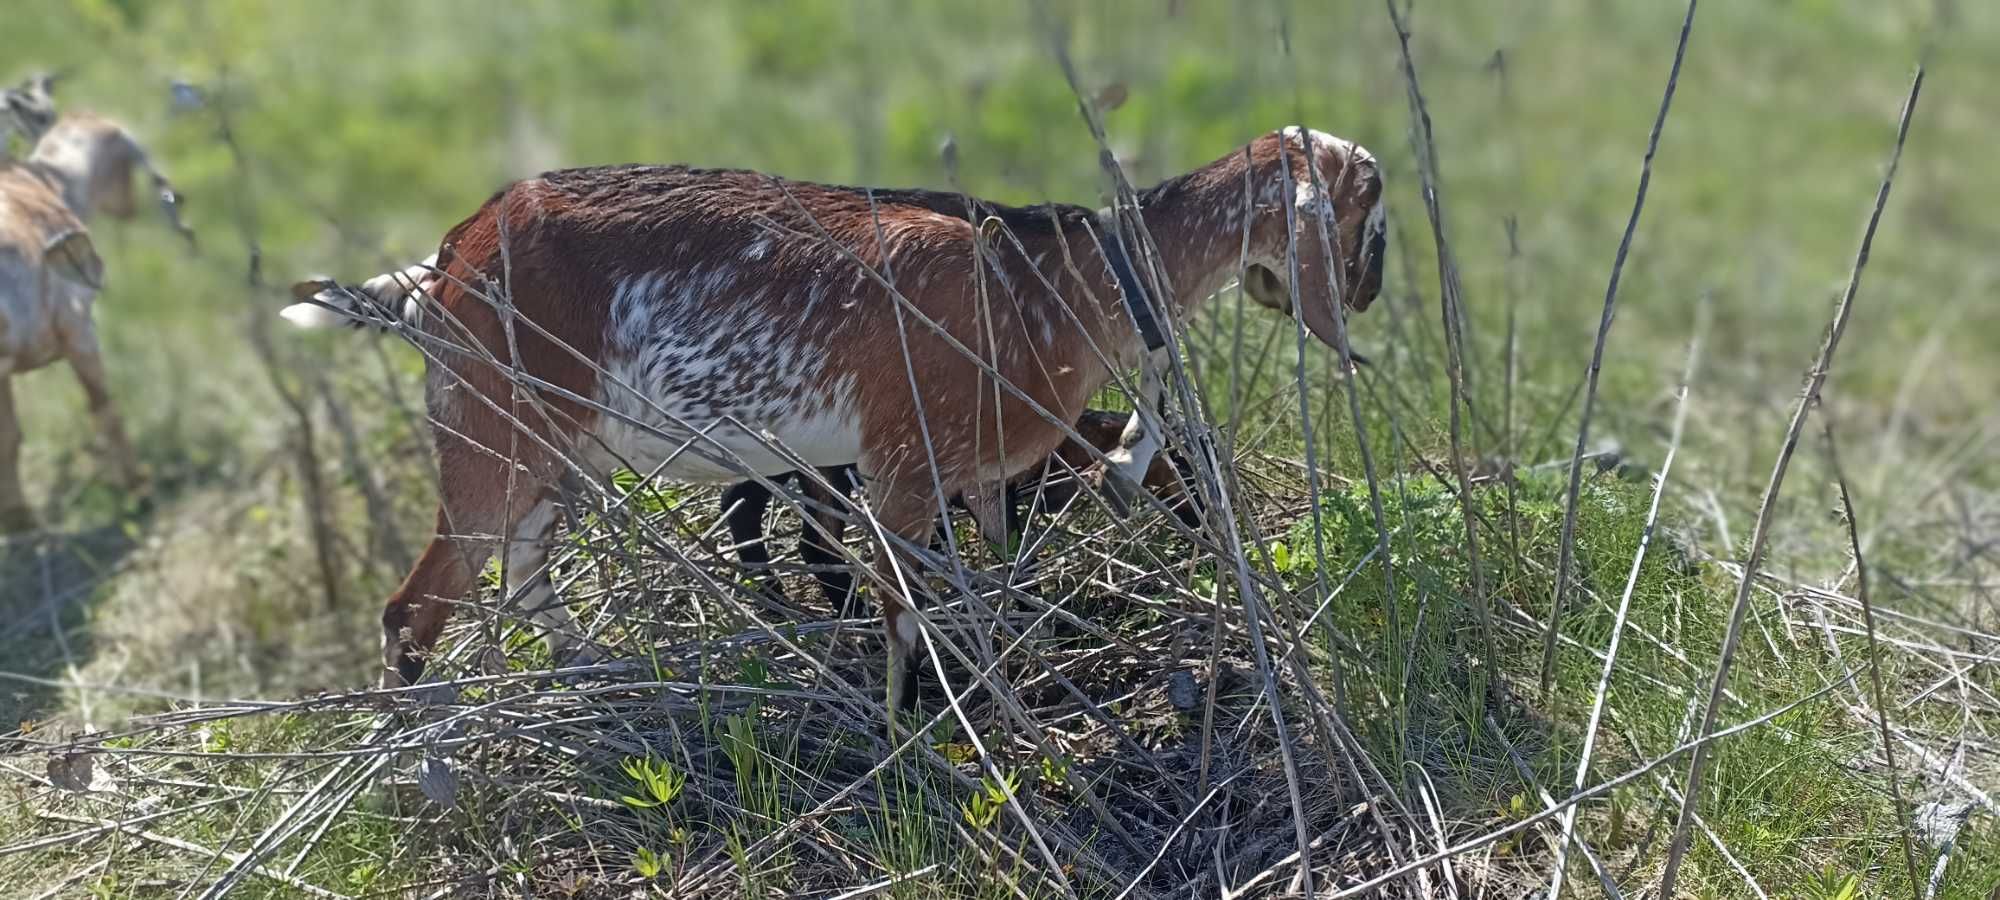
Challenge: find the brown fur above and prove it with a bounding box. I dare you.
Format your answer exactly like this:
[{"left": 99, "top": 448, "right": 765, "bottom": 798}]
[
  {"left": 0, "top": 106, "right": 187, "bottom": 530},
  {"left": 319, "top": 128, "right": 1385, "bottom": 703}
]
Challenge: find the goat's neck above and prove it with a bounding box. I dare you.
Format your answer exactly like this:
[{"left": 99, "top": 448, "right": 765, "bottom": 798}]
[{"left": 1125, "top": 166, "right": 1264, "bottom": 326}]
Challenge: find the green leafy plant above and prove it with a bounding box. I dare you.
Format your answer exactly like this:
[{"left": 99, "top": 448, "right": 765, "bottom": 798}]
[
  {"left": 1800, "top": 868, "right": 1862, "bottom": 900},
  {"left": 961, "top": 771, "right": 1020, "bottom": 831},
  {"left": 631, "top": 846, "right": 668, "bottom": 880},
  {"left": 619, "top": 755, "right": 686, "bottom": 810},
  {"left": 1269, "top": 539, "right": 1294, "bottom": 573},
  {"left": 1038, "top": 754, "right": 1070, "bottom": 789}
]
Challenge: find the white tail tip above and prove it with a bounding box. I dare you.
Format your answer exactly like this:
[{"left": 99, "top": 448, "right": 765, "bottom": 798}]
[{"left": 280, "top": 301, "right": 344, "bottom": 329}]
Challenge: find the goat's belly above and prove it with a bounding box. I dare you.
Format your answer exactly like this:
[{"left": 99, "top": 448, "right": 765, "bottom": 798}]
[
  {"left": 0, "top": 283, "right": 62, "bottom": 371},
  {"left": 592, "top": 360, "right": 863, "bottom": 483},
  {"left": 593, "top": 412, "right": 862, "bottom": 482}
]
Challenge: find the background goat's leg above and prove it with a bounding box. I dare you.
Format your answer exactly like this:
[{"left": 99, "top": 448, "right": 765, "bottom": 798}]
[
  {"left": 0, "top": 375, "right": 31, "bottom": 532},
  {"left": 63, "top": 334, "right": 140, "bottom": 489}
]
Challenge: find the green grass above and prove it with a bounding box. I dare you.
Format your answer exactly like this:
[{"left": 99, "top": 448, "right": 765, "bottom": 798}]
[{"left": 3, "top": 0, "right": 1998, "bottom": 896}]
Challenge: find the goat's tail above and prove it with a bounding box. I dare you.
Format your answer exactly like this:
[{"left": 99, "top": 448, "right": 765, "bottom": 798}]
[{"left": 281, "top": 253, "right": 438, "bottom": 331}]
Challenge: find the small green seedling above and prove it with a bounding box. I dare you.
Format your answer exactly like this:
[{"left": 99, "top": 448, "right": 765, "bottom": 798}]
[
  {"left": 631, "top": 846, "right": 668, "bottom": 880},
  {"left": 619, "top": 755, "right": 686, "bottom": 810},
  {"left": 961, "top": 771, "right": 1020, "bottom": 831}
]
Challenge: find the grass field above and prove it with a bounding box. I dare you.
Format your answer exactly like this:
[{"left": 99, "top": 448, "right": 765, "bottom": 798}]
[{"left": 3, "top": 1, "right": 1998, "bottom": 896}]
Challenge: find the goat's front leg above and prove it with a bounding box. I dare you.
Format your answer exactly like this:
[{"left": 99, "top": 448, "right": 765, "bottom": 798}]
[
  {"left": 798, "top": 467, "right": 861, "bottom": 616},
  {"left": 0, "top": 375, "right": 32, "bottom": 533},
  {"left": 1094, "top": 347, "right": 1170, "bottom": 515},
  {"left": 63, "top": 334, "right": 141, "bottom": 490},
  {"left": 721, "top": 476, "right": 786, "bottom": 598},
  {"left": 861, "top": 483, "right": 941, "bottom": 716}
]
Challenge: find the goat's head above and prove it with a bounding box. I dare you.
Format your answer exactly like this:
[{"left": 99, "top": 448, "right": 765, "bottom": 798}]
[
  {"left": 1238, "top": 126, "right": 1386, "bottom": 351},
  {"left": 2, "top": 72, "right": 60, "bottom": 146},
  {"left": 76, "top": 122, "right": 148, "bottom": 221},
  {"left": 35, "top": 114, "right": 197, "bottom": 248}
]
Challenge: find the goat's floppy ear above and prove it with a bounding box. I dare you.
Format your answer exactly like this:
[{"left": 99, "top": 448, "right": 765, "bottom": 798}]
[
  {"left": 44, "top": 228, "right": 105, "bottom": 290},
  {"left": 1241, "top": 263, "right": 1291, "bottom": 314}
]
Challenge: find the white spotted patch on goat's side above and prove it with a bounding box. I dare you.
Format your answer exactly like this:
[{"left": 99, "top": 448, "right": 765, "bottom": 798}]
[
  {"left": 742, "top": 237, "right": 773, "bottom": 261},
  {"left": 594, "top": 269, "right": 862, "bottom": 482}
]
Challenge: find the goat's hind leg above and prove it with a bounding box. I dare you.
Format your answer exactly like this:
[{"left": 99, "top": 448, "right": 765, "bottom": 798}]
[
  {"left": 798, "top": 466, "right": 860, "bottom": 616},
  {"left": 380, "top": 442, "right": 559, "bottom": 688},
  {"left": 0, "top": 375, "right": 32, "bottom": 533},
  {"left": 63, "top": 331, "right": 141, "bottom": 491},
  {"left": 721, "top": 476, "right": 787, "bottom": 598}
]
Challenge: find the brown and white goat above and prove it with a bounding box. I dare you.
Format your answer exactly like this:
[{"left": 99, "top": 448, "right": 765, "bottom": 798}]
[
  {"left": 0, "top": 75, "right": 193, "bottom": 531},
  {"left": 287, "top": 126, "right": 1384, "bottom": 706},
  {"left": 723, "top": 407, "right": 1203, "bottom": 613}
]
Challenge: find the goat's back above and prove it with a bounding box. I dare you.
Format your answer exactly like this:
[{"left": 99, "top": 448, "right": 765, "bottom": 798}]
[
  {"left": 419, "top": 166, "right": 1128, "bottom": 487},
  {"left": 0, "top": 163, "right": 96, "bottom": 364}
]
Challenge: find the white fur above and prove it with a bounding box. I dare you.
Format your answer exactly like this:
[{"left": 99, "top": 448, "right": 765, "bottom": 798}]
[
  {"left": 504, "top": 500, "right": 564, "bottom": 647},
  {"left": 285, "top": 253, "right": 438, "bottom": 329},
  {"left": 1276, "top": 127, "right": 1380, "bottom": 228},
  {"left": 1103, "top": 347, "right": 1170, "bottom": 499},
  {"left": 279, "top": 302, "right": 344, "bottom": 329},
  {"left": 593, "top": 269, "right": 863, "bottom": 482},
  {"left": 892, "top": 606, "right": 922, "bottom": 650},
  {"left": 1282, "top": 126, "right": 1375, "bottom": 166}
]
